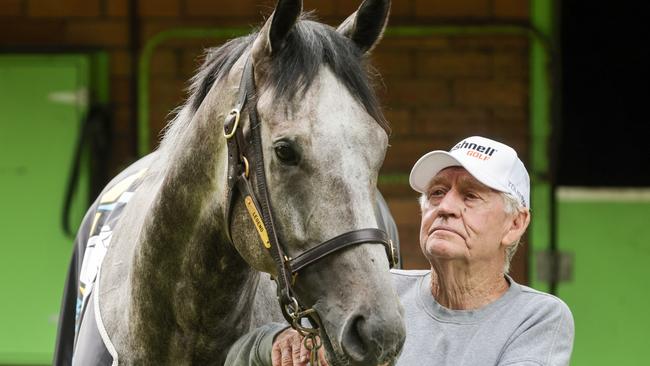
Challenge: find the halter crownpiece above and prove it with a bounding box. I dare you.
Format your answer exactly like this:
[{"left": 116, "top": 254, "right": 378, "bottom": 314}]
[{"left": 223, "top": 57, "right": 397, "bottom": 332}]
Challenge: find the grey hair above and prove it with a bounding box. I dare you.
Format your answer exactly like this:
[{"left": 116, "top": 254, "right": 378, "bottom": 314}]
[
  {"left": 417, "top": 191, "right": 527, "bottom": 274},
  {"left": 501, "top": 192, "right": 526, "bottom": 274}
]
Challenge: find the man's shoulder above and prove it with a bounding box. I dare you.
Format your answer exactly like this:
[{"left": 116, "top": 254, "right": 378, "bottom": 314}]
[
  {"left": 511, "top": 281, "right": 574, "bottom": 320},
  {"left": 499, "top": 282, "right": 575, "bottom": 366},
  {"left": 516, "top": 282, "right": 570, "bottom": 305}
]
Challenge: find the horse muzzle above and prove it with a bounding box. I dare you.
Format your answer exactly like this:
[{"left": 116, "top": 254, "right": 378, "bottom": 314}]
[{"left": 317, "top": 302, "right": 405, "bottom": 366}]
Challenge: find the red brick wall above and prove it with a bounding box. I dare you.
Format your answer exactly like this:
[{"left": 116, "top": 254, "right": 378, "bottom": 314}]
[{"left": 1, "top": 0, "right": 530, "bottom": 282}]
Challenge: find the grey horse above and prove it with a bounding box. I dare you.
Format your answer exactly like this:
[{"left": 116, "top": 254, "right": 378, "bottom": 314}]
[{"left": 53, "top": 0, "right": 405, "bottom": 365}]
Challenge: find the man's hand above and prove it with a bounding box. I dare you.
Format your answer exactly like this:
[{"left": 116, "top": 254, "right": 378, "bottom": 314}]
[{"left": 271, "top": 328, "right": 329, "bottom": 366}]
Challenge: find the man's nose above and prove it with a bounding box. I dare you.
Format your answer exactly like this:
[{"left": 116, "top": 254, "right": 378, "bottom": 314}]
[{"left": 436, "top": 190, "right": 462, "bottom": 217}]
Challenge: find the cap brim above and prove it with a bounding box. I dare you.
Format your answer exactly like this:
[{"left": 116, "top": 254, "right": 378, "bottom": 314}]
[
  {"left": 409, "top": 151, "right": 461, "bottom": 193},
  {"left": 409, "top": 150, "right": 510, "bottom": 194}
]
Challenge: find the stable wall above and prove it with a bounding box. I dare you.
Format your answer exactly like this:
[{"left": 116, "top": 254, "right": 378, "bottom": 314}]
[{"left": 0, "top": 0, "right": 531, "bottom": 281}]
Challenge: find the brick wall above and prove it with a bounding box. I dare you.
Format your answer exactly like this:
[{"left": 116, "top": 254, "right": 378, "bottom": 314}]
[{"left": 1, "top": 0, "right": 530, "bottom": 281}]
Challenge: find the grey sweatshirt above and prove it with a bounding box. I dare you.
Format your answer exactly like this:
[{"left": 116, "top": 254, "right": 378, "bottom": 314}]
[{"left": 225, "top": 270, "right": 574, "bottom": 366}]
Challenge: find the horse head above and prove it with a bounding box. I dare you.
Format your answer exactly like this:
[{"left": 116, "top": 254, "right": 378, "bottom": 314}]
[{"left": 216, "top": 0, "right": 406, "bottom": 364}]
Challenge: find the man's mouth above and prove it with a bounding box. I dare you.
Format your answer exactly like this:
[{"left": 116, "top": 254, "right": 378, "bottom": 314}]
[{"left": 429, "top": 226, "right": 463, "bottom": 238}]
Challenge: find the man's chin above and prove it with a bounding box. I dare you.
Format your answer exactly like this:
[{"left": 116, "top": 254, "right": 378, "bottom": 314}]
[{"left": 423, "top": 239, "right": 466, "bottom": 259}]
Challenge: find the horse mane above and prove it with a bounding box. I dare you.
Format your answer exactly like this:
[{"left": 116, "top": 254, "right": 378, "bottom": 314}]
[{"left": 161, "top": 13, "right": 390, "bottom": 148}]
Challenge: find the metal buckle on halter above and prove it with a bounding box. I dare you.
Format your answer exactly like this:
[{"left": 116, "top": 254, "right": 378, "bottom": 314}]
[{"left": 223, "top": 108, "right": 241, "bottom": 139}]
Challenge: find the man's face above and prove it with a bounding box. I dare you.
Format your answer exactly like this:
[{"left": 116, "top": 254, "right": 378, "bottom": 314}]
[{"left": 419, "top": 167, "right": 514, "bottom": 267}]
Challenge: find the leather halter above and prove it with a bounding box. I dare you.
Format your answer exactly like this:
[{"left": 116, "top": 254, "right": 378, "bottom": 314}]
[{"left": 223, "top": 57, "right": 398, "bottom": 328}]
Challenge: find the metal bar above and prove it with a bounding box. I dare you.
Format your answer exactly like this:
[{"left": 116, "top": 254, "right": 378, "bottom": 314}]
[
  {"left": 129, "top": 0, "right": 142, "bottom": 159},
  {"left": 530, "top": 0, "right": 557, "bottom": 293}
]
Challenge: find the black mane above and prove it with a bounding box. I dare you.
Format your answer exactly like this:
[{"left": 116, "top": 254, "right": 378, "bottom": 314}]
[{"left": 186, "top": 16, "right": 389, "bottom": 134}]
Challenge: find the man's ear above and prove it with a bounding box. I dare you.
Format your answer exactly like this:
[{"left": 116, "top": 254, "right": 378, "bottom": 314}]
[
  {"left": 502, "top": 209, "right": 530, "bottom": 248},
  {"left": 337, "top": 0, "right": 391, "bottom": 54},
  {"left": 251, "top": 0, "right": 302, "bottom": 63}
]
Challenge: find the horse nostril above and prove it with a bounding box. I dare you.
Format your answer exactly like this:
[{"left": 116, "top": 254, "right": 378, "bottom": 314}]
[{"left": 341, "top": 314, "right": 374, "bottom": 363}]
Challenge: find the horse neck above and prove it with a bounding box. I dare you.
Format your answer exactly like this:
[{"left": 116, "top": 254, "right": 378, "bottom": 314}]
[
  {"left": 128, "top": 100, "right": 261, "bottom": 362},
  {"left": 147, "top": 103, "right": 229, "bottom": 243},
  {"left": 133, "top": 80, "right": 239, "bottom": 263},
  {"left": 130, "top": 102, "right": 227, "bottom": 287}
]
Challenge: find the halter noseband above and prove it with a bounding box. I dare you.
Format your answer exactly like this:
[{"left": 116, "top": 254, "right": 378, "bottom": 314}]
[{"left": 223, "top": 57, "right": 398, "bottom": 333}]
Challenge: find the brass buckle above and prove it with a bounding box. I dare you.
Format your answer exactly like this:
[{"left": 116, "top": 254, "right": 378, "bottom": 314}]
[
  {"left": 242, "top": 156, "right": 250, "bottom": 178},
  {"left": 223, "top": 109, "right": 240, "bottom": 139},
  {"left": 388, "top": 239, "right": 397, "bottom": 268}
]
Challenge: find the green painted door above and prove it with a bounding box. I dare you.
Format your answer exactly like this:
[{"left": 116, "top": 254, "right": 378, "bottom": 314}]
[
  {"left": 548, "top": 189, "right": 650, "bottom": 365},
  {"left": 532, "top": 187, "right": 650, "bottom": 366},
  {"left": 0, "top": 55, "right": 92, "bottom": 365}
]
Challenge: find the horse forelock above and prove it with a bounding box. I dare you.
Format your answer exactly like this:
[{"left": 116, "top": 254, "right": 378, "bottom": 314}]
[
  {"left": 161, "top": 12, "right": 389, "bottom": 150},
  {"left": 262, "top": 18, "right": 389, "bottom": 136}
]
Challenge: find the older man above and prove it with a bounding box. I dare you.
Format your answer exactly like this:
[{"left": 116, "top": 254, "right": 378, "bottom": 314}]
[{"left": 226, "top": 136, "right": 574, "bottom": 366}]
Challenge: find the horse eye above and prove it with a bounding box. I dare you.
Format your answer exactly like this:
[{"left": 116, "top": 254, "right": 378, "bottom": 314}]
[{"left": 274, "top": 142, "right": 300, "bottom": 165}]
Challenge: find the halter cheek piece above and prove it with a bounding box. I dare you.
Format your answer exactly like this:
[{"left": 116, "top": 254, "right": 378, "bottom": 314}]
[{"left": 223, "top": 57, "right": 398, "bottom": 338}]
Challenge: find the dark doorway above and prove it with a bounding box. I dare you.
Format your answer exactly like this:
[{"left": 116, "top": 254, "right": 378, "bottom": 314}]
[{"left": 558, "top": 2, "right": 650, "bottom": 186}]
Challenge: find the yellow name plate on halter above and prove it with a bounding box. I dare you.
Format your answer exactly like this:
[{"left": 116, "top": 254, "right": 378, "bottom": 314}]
[{"left": 245, "top": 196, "right": 272, "bottom": 249}]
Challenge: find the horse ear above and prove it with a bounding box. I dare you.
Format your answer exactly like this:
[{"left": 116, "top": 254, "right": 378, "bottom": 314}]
[
  {"left": 337, "top": 0, "right": 391, "bottom": 54},
  {"left": 251, "top": 0, "right": 303, "bottom": 60}
]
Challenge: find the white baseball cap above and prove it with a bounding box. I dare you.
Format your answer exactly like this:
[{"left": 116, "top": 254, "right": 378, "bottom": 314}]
[{"left": 409, "top": 136, "right": 530, "bottom": 208}]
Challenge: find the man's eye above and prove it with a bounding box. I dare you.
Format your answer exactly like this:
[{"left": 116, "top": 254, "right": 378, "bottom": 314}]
[
  {"left": 429, "top": 189, "right": 445, "bottom": 198},
  {"left": 466, "top": 192, "right": 480, "bottom": 200}
]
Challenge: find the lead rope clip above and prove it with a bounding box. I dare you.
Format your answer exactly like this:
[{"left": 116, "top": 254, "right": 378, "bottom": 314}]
[{"left": 285, "top": 297, "right": 323, "bottom": 366}]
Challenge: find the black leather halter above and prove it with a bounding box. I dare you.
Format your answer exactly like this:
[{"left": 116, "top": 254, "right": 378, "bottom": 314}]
[{"left": 223, "top": 57, "right": 397, "bottom": 329}]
